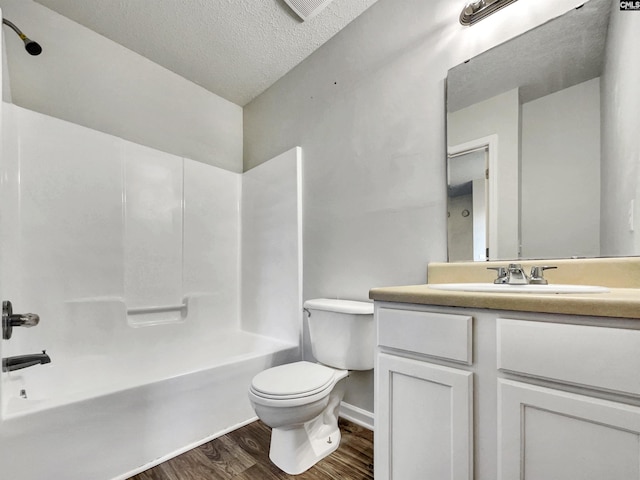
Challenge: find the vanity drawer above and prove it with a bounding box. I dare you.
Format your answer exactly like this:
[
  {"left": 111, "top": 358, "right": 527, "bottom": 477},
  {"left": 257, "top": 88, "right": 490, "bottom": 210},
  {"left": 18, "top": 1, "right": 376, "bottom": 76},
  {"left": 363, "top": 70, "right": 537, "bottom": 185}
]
[
  {"left": 377, "top": 307, "right": 472, "bottom": 364},
  {"left": 497, "top": 318, "right": 640, "bottom": 396}
]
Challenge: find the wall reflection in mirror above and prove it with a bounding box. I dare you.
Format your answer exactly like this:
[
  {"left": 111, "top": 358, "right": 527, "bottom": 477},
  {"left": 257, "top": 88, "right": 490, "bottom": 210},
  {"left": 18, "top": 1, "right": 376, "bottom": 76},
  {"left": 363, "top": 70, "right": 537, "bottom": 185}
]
[{"left": 446, "top": 0, "right": 640, "bottom": 261}]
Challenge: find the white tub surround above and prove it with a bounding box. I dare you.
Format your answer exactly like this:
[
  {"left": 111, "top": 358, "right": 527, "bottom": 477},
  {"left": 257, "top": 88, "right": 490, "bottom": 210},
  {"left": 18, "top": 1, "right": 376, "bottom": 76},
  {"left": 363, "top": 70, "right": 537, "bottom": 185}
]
[
  {"left": 0, "top": 104, "right": 243, "bottom": 357},
  {"left": 0, "top": 105, "right": 304, "bottom": 479},
  {"left": 124, "top": 142, "right": 186, "bottom": 327},
  {"left": 241, "top": 147, "right": 303, "bottom": 345}
]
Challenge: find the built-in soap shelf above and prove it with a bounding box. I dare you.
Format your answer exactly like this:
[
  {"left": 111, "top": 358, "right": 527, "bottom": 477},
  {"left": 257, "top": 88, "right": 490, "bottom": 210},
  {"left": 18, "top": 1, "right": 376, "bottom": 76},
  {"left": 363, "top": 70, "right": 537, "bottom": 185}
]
[
  {"left": 65, "top": 295, "right": 208, "bottom": 328},
  {"left": 126, "top": 299, "right": 189, "bottom": 316},
  {"left": 126, "top": 297, "right": 189, "bottom": 327}
]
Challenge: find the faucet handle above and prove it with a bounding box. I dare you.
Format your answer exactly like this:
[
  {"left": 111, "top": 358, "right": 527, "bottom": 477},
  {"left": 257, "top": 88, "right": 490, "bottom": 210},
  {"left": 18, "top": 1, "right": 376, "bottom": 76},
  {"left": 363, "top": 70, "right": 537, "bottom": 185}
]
[
  {"left": 529, "top": 266, "right": 557, "bottom": 285},
  {"left": 2, "top": 301, "right": 40, "bottom": 340},
  {"left": 487, "top": 266, "right": 508, "bottom": 284},
  {"left": 11, "top": 313, "right": 40, "bottom": 327}
]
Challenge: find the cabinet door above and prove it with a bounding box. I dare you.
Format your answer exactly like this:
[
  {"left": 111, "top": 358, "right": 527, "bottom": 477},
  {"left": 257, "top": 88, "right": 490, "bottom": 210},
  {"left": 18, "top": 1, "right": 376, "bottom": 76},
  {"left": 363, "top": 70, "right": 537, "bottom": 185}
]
[
  {"left": 375, "top": 353, "right": 473, "bottom": 480},
  {"left": 499, "top": 379, "right": 640, "bottom": 480}
]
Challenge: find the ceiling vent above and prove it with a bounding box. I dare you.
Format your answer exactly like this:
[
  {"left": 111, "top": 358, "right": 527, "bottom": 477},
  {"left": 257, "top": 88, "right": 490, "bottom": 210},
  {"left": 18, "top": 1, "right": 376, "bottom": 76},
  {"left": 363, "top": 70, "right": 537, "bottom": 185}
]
[{"left": 283, "top": 0, "right": 335, "bottom": 21}]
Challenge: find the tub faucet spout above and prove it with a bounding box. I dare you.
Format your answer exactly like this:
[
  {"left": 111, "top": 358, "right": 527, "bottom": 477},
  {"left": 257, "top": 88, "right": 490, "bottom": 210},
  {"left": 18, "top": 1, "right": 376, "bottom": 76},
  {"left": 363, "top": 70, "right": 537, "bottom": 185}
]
[{"left": 2, "top": 350, "right": 51, "bottom": 372}]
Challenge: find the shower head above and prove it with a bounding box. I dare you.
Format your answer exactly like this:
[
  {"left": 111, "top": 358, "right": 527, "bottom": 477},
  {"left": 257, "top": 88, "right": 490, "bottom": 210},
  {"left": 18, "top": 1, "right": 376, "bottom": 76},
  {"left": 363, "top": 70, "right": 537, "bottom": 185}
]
[
  {"left": 24, "top": 39, "right": 42, "bottom": 56},
  {"left": 2, "top": 18, "right": 42, "bottom": 55}
]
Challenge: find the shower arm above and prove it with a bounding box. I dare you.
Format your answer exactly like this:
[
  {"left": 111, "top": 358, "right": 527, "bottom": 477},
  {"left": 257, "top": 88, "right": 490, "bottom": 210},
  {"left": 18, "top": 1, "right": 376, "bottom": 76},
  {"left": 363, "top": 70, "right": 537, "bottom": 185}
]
[
  {"left": 2, "top": 18, "right": 24, "bottom": 38},
  {"left": 2, "top": 18, "right": 42, "bottom": 55}
]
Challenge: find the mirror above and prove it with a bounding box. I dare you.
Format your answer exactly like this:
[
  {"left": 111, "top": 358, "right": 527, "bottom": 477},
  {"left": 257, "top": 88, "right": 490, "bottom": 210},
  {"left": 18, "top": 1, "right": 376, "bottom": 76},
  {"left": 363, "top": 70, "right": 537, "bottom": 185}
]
[{"left": 446, "top": 0, "right": 640, "bottom": 261}]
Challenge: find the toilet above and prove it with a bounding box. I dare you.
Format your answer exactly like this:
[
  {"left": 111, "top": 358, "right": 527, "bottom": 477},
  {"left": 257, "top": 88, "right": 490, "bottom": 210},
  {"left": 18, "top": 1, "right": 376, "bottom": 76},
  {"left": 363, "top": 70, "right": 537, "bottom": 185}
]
[{"left": 248, "top": 298, "right": 374, "bottom": 475}]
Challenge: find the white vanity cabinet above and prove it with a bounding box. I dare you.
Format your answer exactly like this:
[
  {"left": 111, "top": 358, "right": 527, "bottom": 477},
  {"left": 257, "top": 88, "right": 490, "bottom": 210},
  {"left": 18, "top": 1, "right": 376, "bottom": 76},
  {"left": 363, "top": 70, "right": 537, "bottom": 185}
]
[
  {"left": 374, "top": 301, "right": 640, "bottom": 480},
  {"left": 499, "top": 379, "right": 640, "bottom": 479},
  {"left": 497, "top": 318, "right": 640, "bottom": 480},
  {"left": 375, "top": 305, "right": 474, "bottom": 480}
]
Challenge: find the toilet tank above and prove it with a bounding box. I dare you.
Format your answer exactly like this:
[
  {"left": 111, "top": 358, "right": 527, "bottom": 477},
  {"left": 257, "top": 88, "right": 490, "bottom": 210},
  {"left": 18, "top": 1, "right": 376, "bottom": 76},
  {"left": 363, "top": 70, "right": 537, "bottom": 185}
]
[{"left": 304, "top": 298, "right": 374, "bottom": 371}]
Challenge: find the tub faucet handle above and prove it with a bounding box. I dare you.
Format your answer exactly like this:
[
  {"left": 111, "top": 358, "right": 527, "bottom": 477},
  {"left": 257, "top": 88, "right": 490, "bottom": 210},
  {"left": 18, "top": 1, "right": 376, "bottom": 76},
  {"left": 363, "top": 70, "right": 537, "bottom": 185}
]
[
  {"left": 2, "top": 301, "right": 41, "bottom": 340},
  {"left": 12, "top": 313, "right": 40, "bottom": 327}
]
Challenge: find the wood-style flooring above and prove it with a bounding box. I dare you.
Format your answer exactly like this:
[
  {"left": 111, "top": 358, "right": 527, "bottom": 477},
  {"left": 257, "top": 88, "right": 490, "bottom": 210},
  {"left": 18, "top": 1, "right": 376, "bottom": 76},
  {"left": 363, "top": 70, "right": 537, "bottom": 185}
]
[{"left": 129, "top": 418, "right": 374, "bottom": 480}]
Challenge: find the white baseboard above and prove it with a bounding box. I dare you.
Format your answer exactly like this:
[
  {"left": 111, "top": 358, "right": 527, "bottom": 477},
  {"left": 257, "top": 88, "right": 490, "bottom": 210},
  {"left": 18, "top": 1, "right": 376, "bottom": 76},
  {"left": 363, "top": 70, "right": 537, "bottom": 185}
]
[
  {"left": 113, "top": 416, "right": 259, "bottom": 480},
  {"left": 116, "top": 404, "right": 372, "bottom": 479},
  {"left": 340, "top": 401, "right": 374, "bottom": 431}
]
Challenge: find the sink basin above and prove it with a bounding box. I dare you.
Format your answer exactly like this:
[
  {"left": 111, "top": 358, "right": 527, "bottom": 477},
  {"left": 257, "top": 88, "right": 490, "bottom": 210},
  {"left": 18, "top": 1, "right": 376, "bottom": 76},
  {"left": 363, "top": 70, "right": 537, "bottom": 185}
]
[{"left": 427, "top": 283, "right": 610, "bottom": 294}]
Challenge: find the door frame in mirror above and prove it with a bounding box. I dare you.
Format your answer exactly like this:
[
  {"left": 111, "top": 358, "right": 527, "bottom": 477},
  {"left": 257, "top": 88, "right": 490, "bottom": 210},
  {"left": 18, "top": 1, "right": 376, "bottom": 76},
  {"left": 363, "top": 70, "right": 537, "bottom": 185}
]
[{"left": 448, "top": 134, "right": 499, "bottom": 260}]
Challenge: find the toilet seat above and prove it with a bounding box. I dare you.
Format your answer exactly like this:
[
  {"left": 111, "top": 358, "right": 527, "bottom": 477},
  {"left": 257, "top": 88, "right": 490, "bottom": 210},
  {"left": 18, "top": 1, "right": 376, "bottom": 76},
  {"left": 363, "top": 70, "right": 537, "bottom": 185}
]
[
  {"left": 249, "top": 362, "right": 347, "bottom": 408},
  {"left": 251, "top": 361, "right": 335, "bottom": 399}
]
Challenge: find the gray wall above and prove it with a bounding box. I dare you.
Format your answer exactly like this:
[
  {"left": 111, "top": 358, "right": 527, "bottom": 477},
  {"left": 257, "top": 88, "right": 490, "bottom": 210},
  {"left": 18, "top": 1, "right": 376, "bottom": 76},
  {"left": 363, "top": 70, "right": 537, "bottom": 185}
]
[
  {"left": 244, "top": 0, "right": 583, "bottom": 412},
  {"left": 601, "top": 6, "right": 640, "bottom": 255},
  {"left": 0, "top": 0, "right": 243, "bottom": 172},
  {"left": 521, "top": 78, "right": 601, "bottom": 259}
]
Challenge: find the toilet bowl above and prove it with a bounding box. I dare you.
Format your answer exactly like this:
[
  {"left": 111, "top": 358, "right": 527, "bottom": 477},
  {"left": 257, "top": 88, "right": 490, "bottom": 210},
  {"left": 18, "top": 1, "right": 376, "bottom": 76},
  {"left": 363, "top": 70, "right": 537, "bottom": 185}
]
[
  {"left": 248, "top": 361, "right": 348, "bottom": 474},
  {"left": 248, "top": 298, "right": 374, "bottom": 475}
]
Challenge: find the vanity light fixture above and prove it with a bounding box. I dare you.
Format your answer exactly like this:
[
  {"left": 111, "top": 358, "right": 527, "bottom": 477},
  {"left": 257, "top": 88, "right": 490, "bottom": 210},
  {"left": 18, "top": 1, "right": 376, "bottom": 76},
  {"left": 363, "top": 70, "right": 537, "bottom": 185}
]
[
  {"left": 460, "top": 0, "right": 519, "bottom": 26},
  {"left": 283, "top": 0, "right": 335, "bottom": 21}
]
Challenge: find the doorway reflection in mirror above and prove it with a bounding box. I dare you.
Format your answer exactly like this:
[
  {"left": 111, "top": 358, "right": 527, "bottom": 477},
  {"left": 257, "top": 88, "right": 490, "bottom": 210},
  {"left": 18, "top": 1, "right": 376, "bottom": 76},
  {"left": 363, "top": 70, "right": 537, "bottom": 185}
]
[{"left": 447, "top": 147, "right": 488, "bottom": 262}]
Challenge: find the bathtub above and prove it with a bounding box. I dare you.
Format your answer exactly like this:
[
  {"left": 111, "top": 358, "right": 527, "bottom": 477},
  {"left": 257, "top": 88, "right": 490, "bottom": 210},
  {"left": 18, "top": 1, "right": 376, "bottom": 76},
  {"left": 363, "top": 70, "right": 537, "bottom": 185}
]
[{"left": 0, "top": 330, "right": 298, "bottom": 480}]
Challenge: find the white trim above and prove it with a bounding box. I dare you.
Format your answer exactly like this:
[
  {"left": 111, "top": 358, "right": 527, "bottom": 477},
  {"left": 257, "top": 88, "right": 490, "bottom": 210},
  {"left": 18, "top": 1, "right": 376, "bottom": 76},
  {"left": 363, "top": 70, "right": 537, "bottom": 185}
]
[
  {"left": 295, "top": 147, "right": 304, "bottom": 361},
  {"left": 115, "top": 403, "right": 372, "bottom": 480},
  {"left": 448, "top": 134, "right": 499, "bottom": 260},
  {"left": 339, "top": 401, "right": 374, "bottom": 431},
  {"left": 114, "top": 402, "right": 372, "bottom": 480},
  {"left": 112, "top": 416, "right": 259, "bottom": 480}
]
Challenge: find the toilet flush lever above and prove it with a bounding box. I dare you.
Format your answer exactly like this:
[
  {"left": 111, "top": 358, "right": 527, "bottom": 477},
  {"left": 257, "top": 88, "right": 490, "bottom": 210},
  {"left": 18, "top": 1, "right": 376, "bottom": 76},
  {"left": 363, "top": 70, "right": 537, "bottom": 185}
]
[{"left": 2, "top": 301, "right": 40, "bottom": 340}]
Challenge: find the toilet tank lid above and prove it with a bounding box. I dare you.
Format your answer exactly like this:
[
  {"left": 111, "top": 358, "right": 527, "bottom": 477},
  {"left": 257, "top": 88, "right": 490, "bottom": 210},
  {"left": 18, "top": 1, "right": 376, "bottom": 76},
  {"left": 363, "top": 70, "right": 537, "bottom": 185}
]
[{"left": 303, "top": 298, "right": 373, "bottom": 314}]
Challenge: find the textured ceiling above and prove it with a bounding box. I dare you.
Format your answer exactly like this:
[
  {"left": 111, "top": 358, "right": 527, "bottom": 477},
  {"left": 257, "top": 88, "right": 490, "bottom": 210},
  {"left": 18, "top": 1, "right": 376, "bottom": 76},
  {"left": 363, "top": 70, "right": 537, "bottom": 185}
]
[
  {"left": 447, "top": 0, "right": 610, "bottom": 112},
  {"left": 34, "top": 0, "right": 380, "bottom": 106}
]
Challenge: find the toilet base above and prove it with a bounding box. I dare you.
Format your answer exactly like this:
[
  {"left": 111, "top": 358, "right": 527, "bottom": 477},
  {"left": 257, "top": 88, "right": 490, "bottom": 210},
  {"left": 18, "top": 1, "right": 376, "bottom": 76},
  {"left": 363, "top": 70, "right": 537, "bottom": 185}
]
[
  {"left": 268, "top": 378, "right": 346, "bottom": 475},
  {"left": 269, "top": 412, "right": 341, "bottom": 475}
]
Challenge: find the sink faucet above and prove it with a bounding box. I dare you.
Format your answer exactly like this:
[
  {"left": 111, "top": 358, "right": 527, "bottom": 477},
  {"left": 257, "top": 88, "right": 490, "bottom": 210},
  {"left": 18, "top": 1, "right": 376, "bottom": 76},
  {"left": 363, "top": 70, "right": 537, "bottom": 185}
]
[
  {"left": 2, "top": 350, "right": 51, "bottom": 372},
  {"left": 506, "top": 263, "right": 529, "bottom": 285},
  {"left": 488, "top": 264, "right": 558, "bottom": 285}
]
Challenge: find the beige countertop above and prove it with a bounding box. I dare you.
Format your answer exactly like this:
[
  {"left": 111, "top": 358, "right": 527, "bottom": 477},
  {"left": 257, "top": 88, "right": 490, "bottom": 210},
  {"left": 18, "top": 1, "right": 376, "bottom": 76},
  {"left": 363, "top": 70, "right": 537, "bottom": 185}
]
[
  {"left": 369, "top": 257, "right": 640, "bottom": 319},
  {"left": 369, "top": 284, "right": 640, "bottom": 319}
]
